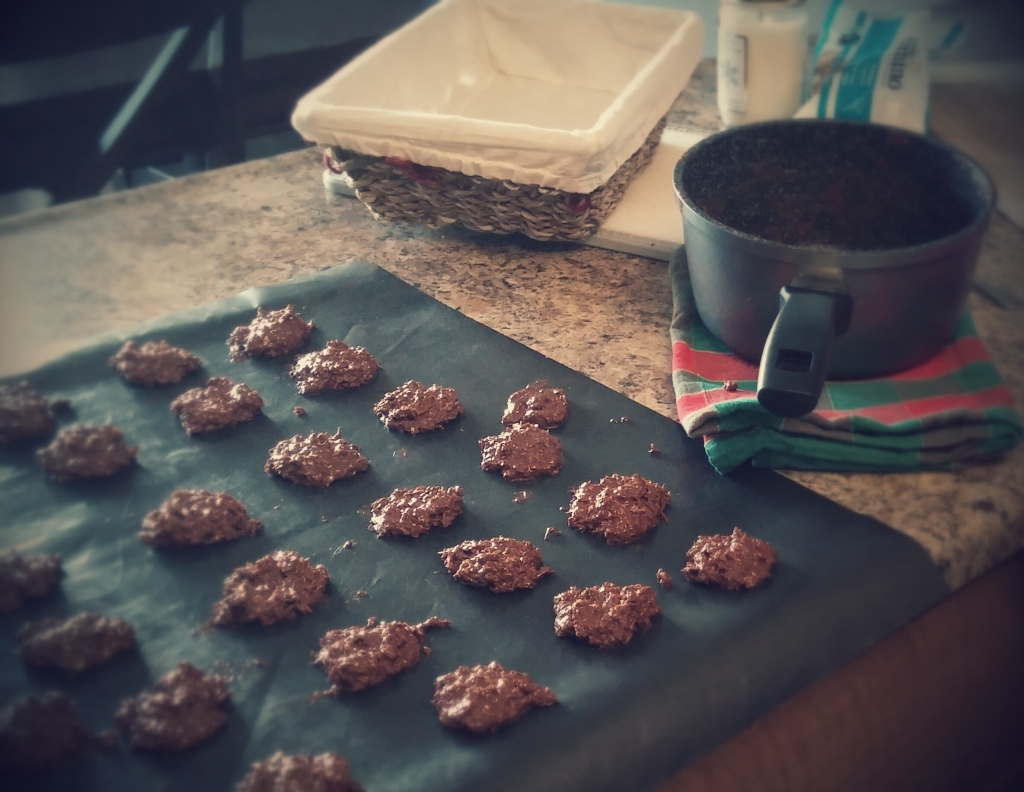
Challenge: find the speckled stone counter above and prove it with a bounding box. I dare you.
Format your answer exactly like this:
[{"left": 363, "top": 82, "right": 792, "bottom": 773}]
[{"left": 1, "top": 62, "right": 1021, "bottom": 590}]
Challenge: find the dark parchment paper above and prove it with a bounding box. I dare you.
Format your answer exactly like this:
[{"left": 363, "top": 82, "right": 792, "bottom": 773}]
[{"left": 0, "top": 262, "right": 947, "bottom": 792}]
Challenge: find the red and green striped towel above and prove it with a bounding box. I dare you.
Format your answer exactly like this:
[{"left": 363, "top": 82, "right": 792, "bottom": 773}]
[{"left": 669, "top": 250, "right": 1023, "bottom": 473}]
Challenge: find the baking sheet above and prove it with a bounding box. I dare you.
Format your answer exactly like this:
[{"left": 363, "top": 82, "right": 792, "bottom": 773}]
[{"left": 0, "top": 262, "right": 948, "bottom": 792}]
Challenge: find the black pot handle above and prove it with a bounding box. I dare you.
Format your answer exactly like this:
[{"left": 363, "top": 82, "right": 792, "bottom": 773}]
[{"left": 757, "top": 285, "right": 853, "bottom": 418}]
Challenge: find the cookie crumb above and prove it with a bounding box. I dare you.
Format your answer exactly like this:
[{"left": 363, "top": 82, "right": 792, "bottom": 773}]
[
  {"left": 656, "top": 569, "right": 674, "bottom": 589},
  {"left": 342, "top": 540, "right": 356, "bottom": 550},
  {"left": 353, "top": 590, "right": 369, "bottom": 600},
  {"left": 648, "top": 443, "right": 662, "bottom": 456},
  {"left": 293, "top": 405, "right": 307, "bottom": 417},
  {"left": 513, "top": 490, "right": 531, "bottom": 503},
  {"left": 543, "top": 527, "right": 562, "bottom": 541},
  {"left": 723, "top": 381, "right": 738, "bottom": 392}
]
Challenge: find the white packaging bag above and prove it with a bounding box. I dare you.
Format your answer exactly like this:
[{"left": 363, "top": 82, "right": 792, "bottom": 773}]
[
  {"left": 292, "top": 0, "right": 704, "bottom": 193},
  {"left": 796, "top": 0, "right": 929, "bottom": 133}
]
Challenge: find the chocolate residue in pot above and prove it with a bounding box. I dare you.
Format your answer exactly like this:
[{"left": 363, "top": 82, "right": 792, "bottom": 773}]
[
  {"left": 479, "top": 423, "right": 563, "bottom": 482},
  {"left": 140, "top": 489, "right": 262, "bottom": 546},
  {"left": 211, "top": 550, "right": 329, "bottom": 627},
  {"left": 265, "top": 431, "right": 369, "bottom": 487},
  {"left": 290, "top": 340, "right": 380, "bottom": 395},
  {"left": 170, "top": 377, "right": 263, "bottom": 435},
  {"left": 502, "top": 384, "right": 569, "bottom": 428},
  {"left": 440, "top": 537, "right": 551, "bottom": 593},
  {"left": 0, "top": 382, "right": 55, "bottom": 444},
  {"left": 312, "top": 617, "right": 450, "bottom": 694},
  {"left": 0, "top": 551, "right": 62, "bottom": 612},
  {"left": 656, "top": 569, "right": 674, "bottom": 590},
  {"left": 0, "top": 692, "right": 94, "bottom": 770},
  {"left": 228, "top": 305, "right": 313, "bottom": 361},
  {"left": 393, "top": 448, "right": 409, "bottom": 460},
  {"left": 567, "top": 474, "right": 671, "bottom": 545},
  {"left": 109, "top": 340, "right": 201, "bottom": 386},
  {"left": 236, "top": 751, "right": 363, "bottom": 792},
  {"left": 682, "top": 527, "right": 778, "bottom": 590},
  {"left": 17, "top": 613, "right": 136, "bottom": 673},
  {"left": 373, "top": 381, "right": 463, "bottom": 434},
  {"left": 684, "top": 124, "right": 979, "bottom": 250},
  {"left": 609, "top": 416, "right": 631, "bottom": 424},
  {"left": 115, "top": 662, "right": 230, "bottom": 751},
  {"left": 553, "top": 583, "right": 661, "bottom": 649},
  {"left": 433, "top": 662, "right": 556, "bottom": 732},
  {"left": 368, "top": 485, "right": 463, "bottom": 538},
  {"left": 36, "top": 425, "right": 138, "bottom": 481}
]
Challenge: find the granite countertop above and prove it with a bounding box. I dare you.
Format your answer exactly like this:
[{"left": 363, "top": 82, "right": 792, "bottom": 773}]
[{"left": 1, "top": 63, "right": 1021, "bottom": 590}]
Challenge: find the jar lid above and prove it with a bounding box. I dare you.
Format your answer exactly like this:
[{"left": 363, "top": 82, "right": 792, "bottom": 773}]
[{"left": 727, "top": 0, "right": 806, "bottom": 6}]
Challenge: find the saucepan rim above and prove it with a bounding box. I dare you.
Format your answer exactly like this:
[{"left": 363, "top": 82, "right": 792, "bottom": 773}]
[{"left": 673, "top": 118, "right": 997, "bottom": 270}]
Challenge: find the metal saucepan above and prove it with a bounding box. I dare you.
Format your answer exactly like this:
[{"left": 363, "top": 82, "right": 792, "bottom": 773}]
[{"left": 673, "top": 119, "right": 996, "bottom": 418}]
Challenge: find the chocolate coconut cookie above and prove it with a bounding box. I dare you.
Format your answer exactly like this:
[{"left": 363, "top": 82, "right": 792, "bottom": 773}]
[
  {"left": 290, "top": 340, "right": 380, "bottom": 395},
  {"left": 115, "top": 662, "right": 230, "bottom": 751},
  {"left": 373, "top": 381, "right": 463, "bottom": 434},
  {"left": 236, "top": 751, "right": 363, "bottom": 792},
  {"left": 440, "top": 537, "right": 551, "bottom": 593},
  {"left": 36, "top": 425, "right": 138, "bottom": 481},
  {"left": 228, "top": 305, "right": 314, "bottom": 361},
  {"left": 368, "top": 485, "right": 463, "bottom": 538},
  {"left": 479, "top": 423, "right": 563, "bottom": 482},
  {"left": 212, "top": 550, "right": 329, "bottom": 627},
  {"left": 553, "top": 583, "right": 661, "bottom": 649},
  {"left": 502, "top": 383, "right": 569, "bottom": 428},
  {"left": 265, "top": 431, "right": 369, "bottom": 487},
  {"left": 0, "top": 550, "right": 61, "bottom": 612},
  {"left": 567, "top": 474, "right": 671, "bottom": 545},
  {"left": 17, "top": 613, "right": 136, "bottom": 673},
  {"left": 682, "top": 527, "right": 778, "bottom": 590},
  {"left": 140, "top": 490, "right": 262, "bottom": 546},
  {"left": 433, "top": 662, "right": 556, "bottom": 732},
  {"left": 0, "top": 381, "right": 55, "bottom": 444},
  {"left": 0, "top": 692, "right": 94, "bottom": 771},
  {"left": 170, "top": 377, "right": 264, "bottom": 435},
  {"left": 312, "top": 616, "right": 450, "bottom": 694},
  {"left": 109, "top": 340, "right": 201, "bottom": 385}
]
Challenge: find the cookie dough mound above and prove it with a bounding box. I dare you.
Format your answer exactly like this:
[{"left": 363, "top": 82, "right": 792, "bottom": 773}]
[
  {"left": 433, "top": 662, "right": 556, "bottom": 732},
  {"left": 373, "top": 381, "right": 463, "bottom": 434},
  {"left": 312, "top": 616, "right": 450, "bottom": 694},
  {"left": 553, "top": 583, "right": 661, "bottom": 649},
  {"left": 265, "top": 431, "right": 369, "bottom": 487},
  {"left": 17, "top": 613, "right": 136, "bottom": 673},
  {"left": 290, "top": 340, "right": 380, "bottom": 395},
  {"left": 502, "top": 383, "right": 569, "bottom": 428},
  {"left": 236, "top": 751, "right": 363, "bottom": 792},
  {"left": 228, "top": 305, "right": 314, "bottom": 361},
  {"left": 0, "top": 692, "right": 94, "bottom": 771},
  {"left": 368, "top": 485, "right": 463, "bottom": 538},
  {"left": 440, "top": 537, "right": 551, "bottom": 593},
  {"left": 0, "top": 381, "right": 55, "bottom": 444},
  {"left": 682, "top": 527, "right": 778, "bottom": 590},
  {"left": 479, "top": 423, "right": 563, "bottom": 482},
  {"left": 115, "top": 662, "right": 229, "bottom": 751},
  {"left": 36, "top": 425, "right": 138, "bottom": 481},
  {"left": 109, "top": 340, "right": 201, "bottom": 385},
  {"left": 0, "top": 551, "right": 62, "bottom": 612},
  {"left": 212, "top": 550, "right": 329, "bottom": 627},
  {"left": 140, "top": 490, "right": 262, "bottom": 546},
  {"left": 567, "top": 474, "right": 671, "bottom": 545},
  {"left": 170, "top": 377, "right": 264, "bottom": 435}
]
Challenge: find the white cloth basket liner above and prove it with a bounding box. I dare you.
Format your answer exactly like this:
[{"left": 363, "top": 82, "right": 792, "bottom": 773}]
[{"left": 292, "top": 0, "right": 704, "bottom": 193}]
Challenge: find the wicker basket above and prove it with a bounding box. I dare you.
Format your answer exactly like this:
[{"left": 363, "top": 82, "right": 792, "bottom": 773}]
[{"left": 326, "top": 117, "right": 667, "bottom": 242}]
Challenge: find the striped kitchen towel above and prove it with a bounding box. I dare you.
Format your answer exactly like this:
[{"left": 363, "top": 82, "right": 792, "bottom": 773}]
[{"left": 670, "top": 250, "right": 1023, "bottom": 473}]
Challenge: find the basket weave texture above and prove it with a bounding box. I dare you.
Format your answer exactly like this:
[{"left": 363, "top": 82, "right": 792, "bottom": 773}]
[{"left": 327, "top": 117, "right": 667, "bottom": 241}]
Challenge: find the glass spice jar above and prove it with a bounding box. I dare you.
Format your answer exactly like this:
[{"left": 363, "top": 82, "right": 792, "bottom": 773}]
[{"left": 717, "top": 0, "right": 809, "bottom": 127}]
